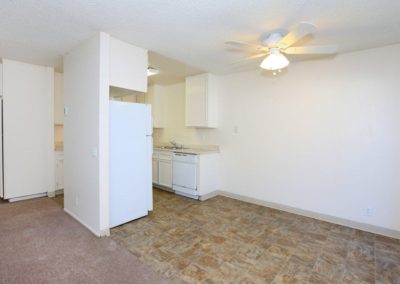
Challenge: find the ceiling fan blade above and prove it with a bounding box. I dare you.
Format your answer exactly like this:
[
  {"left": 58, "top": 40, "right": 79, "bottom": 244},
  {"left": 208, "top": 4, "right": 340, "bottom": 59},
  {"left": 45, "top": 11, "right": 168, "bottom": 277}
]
[
  {"left": 245, "top": 53, "right": 267, "bottom": 60},
  {"left": 230, "top": 53, "right": 267, "bottom": 66},
  {"left": 278, "top": 22, "right": 316, "bottom": 48},
  {"left": 225, "top": 41, "right": 262, "bottom": 50},
  {"left": 283, "top": 45, "right": 338, "bottom": 55}
]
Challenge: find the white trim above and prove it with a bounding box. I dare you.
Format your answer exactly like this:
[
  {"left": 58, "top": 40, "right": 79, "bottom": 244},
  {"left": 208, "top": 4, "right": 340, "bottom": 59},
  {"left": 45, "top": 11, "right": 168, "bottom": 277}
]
[
  {"left": 8, "top": 192, "right": 47, "bottom": 202},
  {"left": 100, "top": 228, "right": 110, "bottom": 237},
  {"left": 64, "top": 208, "right": 101, "bottom": 237},
  {"left": 212, "top": 190, "right": 400, "bottom": 239},
  {"left": 175, "top": 191, "right": 199, "bottom": 200},
  {"left": 98, "top": 32, "right": 110, "bottom": 233},
  {"left": 153, "top": 184, "right": 174, "bottom": 193},
  {"left": 199, "top": 190, "right": 219, "bottom": 201},
  {"left": 48, "top": 189, "right": 64, "bottom": 198}
]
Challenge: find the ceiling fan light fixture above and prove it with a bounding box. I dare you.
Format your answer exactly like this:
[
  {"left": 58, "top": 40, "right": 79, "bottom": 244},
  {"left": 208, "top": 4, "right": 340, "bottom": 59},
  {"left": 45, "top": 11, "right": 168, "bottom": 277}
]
[
  {"left": 260, "top": 48, "right": 289, "bottom": 71},
  {"left": 147, "top": 67, "right": 159, "bottom": 76}
]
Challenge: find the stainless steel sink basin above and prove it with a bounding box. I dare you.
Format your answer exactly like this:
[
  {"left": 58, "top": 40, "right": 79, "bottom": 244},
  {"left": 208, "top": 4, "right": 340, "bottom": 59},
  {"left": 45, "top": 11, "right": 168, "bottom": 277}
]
[{"left": 160, "top": 146, "right": 187, "bottom": 150}]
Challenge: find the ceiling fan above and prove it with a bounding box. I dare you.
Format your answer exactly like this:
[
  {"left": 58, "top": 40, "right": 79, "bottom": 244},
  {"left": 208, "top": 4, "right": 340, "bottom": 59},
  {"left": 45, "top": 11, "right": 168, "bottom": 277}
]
[{"left": 225, "top": 22, "right": 337, "bottom": 73}]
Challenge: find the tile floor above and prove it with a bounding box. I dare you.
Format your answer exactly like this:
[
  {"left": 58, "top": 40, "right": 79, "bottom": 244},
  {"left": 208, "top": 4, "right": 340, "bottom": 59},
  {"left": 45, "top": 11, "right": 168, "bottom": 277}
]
[
  {"left": 51, "top": 194, "right": 64, "bottom": 208},
  {"left": 111, "top": 189, "right": 400, "bottom": 283}
]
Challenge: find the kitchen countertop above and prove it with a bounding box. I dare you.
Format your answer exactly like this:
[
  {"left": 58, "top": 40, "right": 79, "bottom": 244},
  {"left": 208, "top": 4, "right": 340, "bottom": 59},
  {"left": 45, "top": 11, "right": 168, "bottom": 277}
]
[
  {"left": 54, "top": 143, "right": 218, "bottom": 154},
  {"left": 153, "top": 147, "right": 219, "bottom": 155}
]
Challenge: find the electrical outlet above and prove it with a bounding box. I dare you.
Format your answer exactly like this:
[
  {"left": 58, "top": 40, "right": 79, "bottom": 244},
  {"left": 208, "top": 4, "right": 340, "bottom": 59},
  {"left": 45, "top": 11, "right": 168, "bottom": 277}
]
[
  {"left": 75, "top": 196, "right": 79, "bottom": 206},
  {"left": 233, "top": 125, "right": 239, "bottom": 134}
]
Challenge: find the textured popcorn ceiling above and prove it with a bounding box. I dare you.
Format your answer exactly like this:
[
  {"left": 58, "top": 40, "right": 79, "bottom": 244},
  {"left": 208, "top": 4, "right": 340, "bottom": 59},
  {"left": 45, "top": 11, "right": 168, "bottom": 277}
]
[{"left": 1, "top": 0, "right": 400, "bottom": 73}]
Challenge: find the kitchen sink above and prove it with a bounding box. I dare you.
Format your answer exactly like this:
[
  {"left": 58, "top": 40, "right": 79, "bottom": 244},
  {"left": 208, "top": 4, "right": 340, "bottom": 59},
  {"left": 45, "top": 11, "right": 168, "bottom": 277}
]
[{"left": 160, "top": 146, "right": 187, "bottom": 150}]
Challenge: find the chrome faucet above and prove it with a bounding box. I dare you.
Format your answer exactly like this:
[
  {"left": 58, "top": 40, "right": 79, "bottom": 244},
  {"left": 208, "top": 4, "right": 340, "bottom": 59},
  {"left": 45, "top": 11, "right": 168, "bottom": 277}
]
[{"left": 169, "top": 140, "right": 183, "bottom": 149}]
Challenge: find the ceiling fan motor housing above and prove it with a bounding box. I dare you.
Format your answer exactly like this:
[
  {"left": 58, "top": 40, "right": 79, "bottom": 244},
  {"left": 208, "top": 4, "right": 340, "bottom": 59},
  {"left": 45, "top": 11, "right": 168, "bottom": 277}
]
[{"left": 262, "top": 32, "right": 283, "bottom": 47}]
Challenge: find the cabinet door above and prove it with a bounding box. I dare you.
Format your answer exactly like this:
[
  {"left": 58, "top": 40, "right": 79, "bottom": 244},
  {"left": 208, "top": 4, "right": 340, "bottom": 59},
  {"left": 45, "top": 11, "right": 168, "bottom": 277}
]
[
  {"left": 152, "top": 158, "right": 159, "bottom": 184},
  {"left": 58, "top": 159, "right": 64, "bottom": 189},
  {"left": 158, "top": 160, "right": 172, "bottom": 188},
  {"left": 55, "top": 158, "right": 64, "bottom": 190},
  {"left": 185, "top": 74, "right": 207, "bottom": 127}
]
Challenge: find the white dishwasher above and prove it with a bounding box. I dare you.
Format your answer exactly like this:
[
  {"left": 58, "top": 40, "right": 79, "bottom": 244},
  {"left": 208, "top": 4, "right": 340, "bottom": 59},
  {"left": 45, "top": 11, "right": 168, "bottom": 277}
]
[{"left": 173, "top": 153, "right": 199, "bottom": 199}]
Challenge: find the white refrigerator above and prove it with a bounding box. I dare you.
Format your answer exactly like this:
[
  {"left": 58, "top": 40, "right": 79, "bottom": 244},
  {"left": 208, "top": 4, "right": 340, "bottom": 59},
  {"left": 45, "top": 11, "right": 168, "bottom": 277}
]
[{"left": 109, "top": 101, "right": 153, "bottom": 228}]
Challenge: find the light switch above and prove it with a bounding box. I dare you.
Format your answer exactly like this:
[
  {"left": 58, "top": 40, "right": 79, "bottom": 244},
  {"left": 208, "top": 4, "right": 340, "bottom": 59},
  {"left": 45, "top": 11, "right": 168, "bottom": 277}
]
[
  {"left": 64, "top": 106, "right": 69, "bottom": 116},
  {"left": 91, "top": 147, "right": 98, "bottom": 158}
]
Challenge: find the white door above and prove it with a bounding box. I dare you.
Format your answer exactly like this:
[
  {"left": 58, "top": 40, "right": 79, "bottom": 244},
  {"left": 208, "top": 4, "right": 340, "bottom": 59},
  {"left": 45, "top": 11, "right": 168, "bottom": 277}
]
[
  {"left": 3, "top": 60, "right": 53, "bottom": 199},
  {"left": 109, "top": 101, "right": 152, "bottom": 228}
]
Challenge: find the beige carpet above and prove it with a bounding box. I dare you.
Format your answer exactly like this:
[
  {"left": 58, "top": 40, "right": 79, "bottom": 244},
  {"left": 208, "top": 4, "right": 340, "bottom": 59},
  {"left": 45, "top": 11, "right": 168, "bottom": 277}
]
[{"left": 0, "top": 197, "right": 169, "bottom": 284}]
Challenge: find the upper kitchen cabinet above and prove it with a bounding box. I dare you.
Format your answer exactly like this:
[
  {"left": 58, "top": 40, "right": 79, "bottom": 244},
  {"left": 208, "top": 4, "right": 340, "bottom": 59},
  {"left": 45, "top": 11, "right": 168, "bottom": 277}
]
[
  {"left": 54, "top": 72, "right": 64, "bottom": 124},
  {"left": 109, "top": 37, "right": 148, "bottom": 92},
  {"left": 185, "top": 73, "right": 218, "bottom": 128}
]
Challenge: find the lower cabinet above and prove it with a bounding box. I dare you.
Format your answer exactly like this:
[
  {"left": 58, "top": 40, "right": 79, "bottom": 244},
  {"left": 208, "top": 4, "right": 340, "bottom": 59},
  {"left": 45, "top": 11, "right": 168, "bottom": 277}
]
[
  {"left": 152, "top": 151, "right": 173, "bottom": 189},
  {"left": 152, "top": 155, "right": 159, "bottom": 184},
  {"left": 152, "top": 149, "right": 221, "bottom": 198},
  {"left": 158, "top": 158, "right": 172, "bottom": 188},
  {"left": 55, "top": 151, "right": 64, "bottom": 191}
]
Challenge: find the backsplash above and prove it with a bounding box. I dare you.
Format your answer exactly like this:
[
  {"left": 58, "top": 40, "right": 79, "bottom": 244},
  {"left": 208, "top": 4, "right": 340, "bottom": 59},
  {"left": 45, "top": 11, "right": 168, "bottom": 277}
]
[{"left": 54, "top": 124, "right": 63, "bottom": 150}]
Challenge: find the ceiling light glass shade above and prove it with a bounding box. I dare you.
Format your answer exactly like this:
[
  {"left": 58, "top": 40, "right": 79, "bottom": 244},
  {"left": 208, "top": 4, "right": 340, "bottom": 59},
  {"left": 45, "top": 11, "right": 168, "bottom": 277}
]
[{"left": 260, "top": 49, "right": 290, "bottom": 71}]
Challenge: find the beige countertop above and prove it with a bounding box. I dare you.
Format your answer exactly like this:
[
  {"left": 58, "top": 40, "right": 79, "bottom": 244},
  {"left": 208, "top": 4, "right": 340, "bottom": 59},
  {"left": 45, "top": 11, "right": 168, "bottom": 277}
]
[
  {"left": 153, "top": 146, "right": 219, "bottom": 155},
  {"left": 54, "top": 143, "right": 218, "bottom": 154}
]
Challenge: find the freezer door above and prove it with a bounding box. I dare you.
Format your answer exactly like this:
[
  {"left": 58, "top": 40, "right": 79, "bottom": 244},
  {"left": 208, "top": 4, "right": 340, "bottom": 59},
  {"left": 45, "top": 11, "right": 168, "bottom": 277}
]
[
  {"left": 0, "top": 99, "right": 2, "bottom": 199},
  {"left": 144, "top": 103, "right": 153, "bottom": 211},
  {"left": 146, "top": 135, "right": 153, "bottom": 211},
  {"left": 145, "top": 104, "right": 153, "bottom": 136},
  {"left": 109, "top": 101, "right": 152, "bottom": 228}
]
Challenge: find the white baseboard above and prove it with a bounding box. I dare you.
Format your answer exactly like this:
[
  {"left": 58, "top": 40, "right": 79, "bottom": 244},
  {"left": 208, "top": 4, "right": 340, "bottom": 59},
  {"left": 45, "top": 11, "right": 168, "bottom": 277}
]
[
  {"left": 64, "top": 208, "right": 101, "bottom": 237},
  {"left": 199, "top": 191, "right": 220, "bottom": 201},
  {"left": 153, "top": 184, "right": 174, "bottom": 193},
  {"left": 8, "top": 192, "right": 47, "bottom": 202},
  {"left": 100, "top": 228, "right": 110, "bottom": 237},
  {"left": 48, "top": 189, "right": 64, "bottom": 198},
  {"left": 212, "top": 190, "right": 400, "bottom": 239}
]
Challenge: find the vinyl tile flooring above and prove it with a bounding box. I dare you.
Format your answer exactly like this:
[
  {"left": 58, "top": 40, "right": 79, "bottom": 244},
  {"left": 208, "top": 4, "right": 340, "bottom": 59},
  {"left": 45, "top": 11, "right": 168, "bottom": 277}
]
[
  {"left": 111, "top": 189, "right": 400, "bottom": 283},
  {"left": 51, "top": 194, "right": 64, "bottom": 208}
]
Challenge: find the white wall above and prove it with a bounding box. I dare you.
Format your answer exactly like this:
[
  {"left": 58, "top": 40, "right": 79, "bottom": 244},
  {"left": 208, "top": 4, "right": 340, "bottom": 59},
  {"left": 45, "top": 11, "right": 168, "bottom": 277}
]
[
  {"left": 155, "top": 44, "right": 400, "bottom": 235},
  {"left": 64, "top": 33, "right": 110, "bottom": 236},
  {"left": 2, "top": 59, "right": 54, "bottom": 200},
  {"left": 109, "top": 37, "right": 147, "bottom": 92}
]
